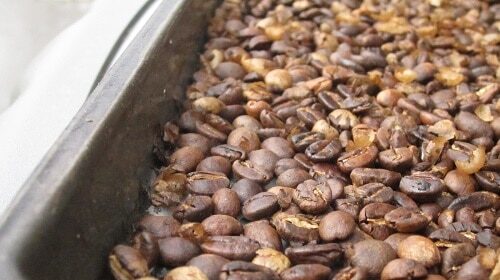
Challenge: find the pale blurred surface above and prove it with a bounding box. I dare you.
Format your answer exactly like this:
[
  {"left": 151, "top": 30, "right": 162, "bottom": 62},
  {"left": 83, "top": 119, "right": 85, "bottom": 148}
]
[{"left": 0, "top": 0, "right": 160, "bottom": 215}]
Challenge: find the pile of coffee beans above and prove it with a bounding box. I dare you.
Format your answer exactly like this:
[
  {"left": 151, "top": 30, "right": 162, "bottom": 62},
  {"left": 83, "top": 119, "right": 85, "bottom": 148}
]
[{"left": 109, "top": 0, "right": 500, "bottom": 279}]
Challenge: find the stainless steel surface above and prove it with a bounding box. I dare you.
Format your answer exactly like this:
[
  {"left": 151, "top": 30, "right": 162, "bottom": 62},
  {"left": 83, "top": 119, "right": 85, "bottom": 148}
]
[{"left": 0, "top": 0, "right": 218, "bottom": 278}]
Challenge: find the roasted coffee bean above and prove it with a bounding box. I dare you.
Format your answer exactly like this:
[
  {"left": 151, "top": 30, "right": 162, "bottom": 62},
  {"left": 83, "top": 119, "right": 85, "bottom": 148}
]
[
  {"left": 177, "top": 133, "right": 211, "bottom": 155},
  {"left": 227, "top": 127, "right": 261, "bottom": 153},
  {"left": 196, "top": 156, "right": 231, "bottom": 175},
  {"left": 319, "top": 211, "right": 356, "bottom": 241},
  {"left": 159, "top": 237, "right": 201, "bottom": 266},
  {"left": 248, "top": 149, "right": 279, "bottom": 173},
  {"left": 334, "top": 198, "right": 362, "bottom": 218},
  {"left": 444, "top": 169, "right": 476, "bottom": 196},
  {"left": 337, "top": 145, "right": 378, "bottom": 173},
  {"left": 452, "top": 248, "right": 496, "bottom": 280},
  {"left": 251, "top": 248, "right": 291, "bottom": 274},
  {"left": 170, "top": 146, "right": 205, "bottom": 172},
  {"left": 380, "top": 258, "right": 428, "bottom": 280},
  {"left": 455, "top": 207, "right": 476, "bottom": 224},
  {"left": 384, "top": 233, "right": 411, "bottom": 252},
  {"left": 234, "top": 114, "right": 263, "bottom": 130},
  {"left": 261, "top": 137, "right": 295, "bottom": 159},
  {"left": 233, "top": 160, "right": 273, "bottom": 183},
  {"left": 447, "top": 191, "right": 500, "bottom": 211},
  {"left": 271, "top": 212, "right": 320, "bottom": 243},
  {"left": 384, "top": 207, "right": 429, "bottom": 233},
  {"left": 164, "top": 266, "right": 209, "bottom": 280},
  {"left": 305, "top": 139, "right": 342, "bottom": 162},
  {"left": 399, "top": 174, "right": 444, "bottom": 202},
  {"left": 347, "top": 240, "right": 397, "bottom": 277},
  {"left": 268, "top": 186, "right": 294, "bottom": 209},
  {"left": 475, "top": 171, "right": 500, "bottom": 194},
  {"left": 210, "top": 144, "right": 246, "bottom": 162},
  {"left": 212, "top": 188, "right": 240, "bottom": 217},
  {"left": 359, "top": 203, "right": 396, "bottom": 240},
  {"left": 187, "top": 171, "right": 230, "bottom": 195},
  {"left": 187, "top": 254, "right": 229, "bottom": 280},
  {"left": 276, "top": 168, "right": 312, "bottom": 188},
  {"left": 178, "top": 222, "right": 207, "bottom": 244},
  {"left": 174, "top": 195, "right": 213, "bottom": 222},
  {"left": 202, "top": 215, "right": 242, "bottom": 236},
  {"left": 274, "top": 158, "right": 304, "bottom": 176},
  {"left": 378, "top": 147, "right": 414, "bottom": 171},
  {"left": 285, "top": 243, "right": 342, "bottom": 267},
  {"left": 331, "top": 266, "right": 367, "bottom": 280},
  {"left": 440, "top": 242, "right": 475, "bottom": 278},
  {"left": 220, "top": 261, "right": 279, "bottom": 280},
  {"left": 231, "top": 179, "right": 263, "bottom": 203},
  {"left": 201, "top": 236, "right": 260, "bottom": 261},
  {"left": 350, "top": 168, "right": 401, "bottom": 189},
  {"left": 345, "top": 183, "right": 394, "bottom": 205},
  {"left": 280, "top": 264, "right": 331, "bottom": 280},
  {"left": 242, "top": 192, "right": 279, "bottom": 221},
  {"left": 136, "top": 215, "right": 180, "bottom": 239},
  {"left": 397, "top": 235, "right": 440, "bottom": 268},
  {"left": 244, "top": 220, "right": 282, "bottom": 251},
  {"left": 109, "top": 245, "right": 149, "bottom": 279},
  {"left": 293, "top": 180, "right": 332, "bottom": 214}
]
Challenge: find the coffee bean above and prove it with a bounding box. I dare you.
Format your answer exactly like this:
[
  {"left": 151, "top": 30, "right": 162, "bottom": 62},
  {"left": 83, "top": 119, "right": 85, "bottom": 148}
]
[
  {"left": 252, "top": 248, "right": 291, "bottom": 274},
  {"left": 337, "top": 145, "right": 378, "bottom": 173},
  {"left": 280, "top": 264, "right": 332, "bottom": 280},
  {"left": 261, "top": 137, "right": 295, "bottom": 159},
  {"left": 210, "top": 144, "right": 246, "bottom": 162},
  {"left": 244, "top": 220, "right": 282, "bottom": 251},
  {"left": 242, "top": 192, "right": 279, "bottom": 221},
  {"left": 178, "top": 133, "right": 212, "bottom": 155},
  {"left": 233, "top": 160, "right": 273, "bottom": 183},
  {"left": 285, "top": 243, "right": 342, "bottom": 267},
  {"left": 271, "top": 212, "right": 320, "bottom": 243},
  {"left": 159, "top": 237, "right": 201, "bottom": 266},
  {"left": 397, "top": 235, "right": 441, "bottom": 267},
  {"left": 293, "top": 180, "right": 332, "bottom": 214},
  {"left": 136, "top": 215, "right": 180, "bottom": 239},
  {"left": 359, "top": 203, "right": 396, "bottom": 240},
  {"left": 201, "top": 236, "right": 260, "bottom": 261},
  {"left": 132, "top": 231, "right": 159, "bottom": 267},
  {"left": 350, "top": 168, "right": 401, "bottom": 189},
  {"left": 196, "top": 156, "right": 231, "bottom": 175},
  {"left": 345, "top": 183, "right": 394, "bottom": 205},
  {"left": 447, "top": 191, "right": 500, "bottom": 211},
  {"left": 331, "top": 266, "right": 367, "bottom": 280},
  {"left": 109, "top": 245, "right": 149, "bottom": 279},
  {"left": 231, "top": 179, "right": 263, "bottom": 203},
  {"left": 381, "top": 258, "right": 428, "bottom": 280},
  {"left": 452, "top": 249, "right": 495, "bottom": 280},
  {"left": 378, "top": 147, "right": 414, "bottom": 171},
  {"left": 187, "top": 254, "right": 229, "bottom": 280},
  {"left": 187, "top": 171, "right": 230, "bottom": 195},
  {"left": 248, "top": 149, "right": 279, "bottom": 172},
  {"left": 227, "top": 127, "right": 261, "bottom": 153},
  {"left": 444, "top": 169, "right": 477, "bottom": 196},
  {"left": 399, "top": 174, "right": 444, "bottom": 202},
  {"left": 276, "top": 168, "right": 312, "bottom": 188},
  {"left": 347, "top": 240, "right": 397, "bottom": 277},
  {"left": 174, "top": 195, "right": 213, "bottom": 222},
  {"left": 319, "top": 211, "right": 356, "bottom": 241},
  {"left": 220, "top": 261, "right": 279, "bottom": 280},
  {"left": 170, "top": 146, "right": 205, "bottom": 172},
  {"left": 384, "top": 207, "right": 429, "bottom": 233},
  {"left": 305, "top": 139, "right": 342, "bottom": 162},
  {"left": 212, "top": 188, "right": 240, "bottom": 217},
  {"left": 440, "top": 242, "right": 475, "bottom": 278},
  {"left": 164, "top": 266, "right": 209, "bottom": 280},
  {"left": 384, "top": 233, "right": 411, "bottom": 252},
  {"left": 202, "top": 215, "right": 242, "bottom": 236}
]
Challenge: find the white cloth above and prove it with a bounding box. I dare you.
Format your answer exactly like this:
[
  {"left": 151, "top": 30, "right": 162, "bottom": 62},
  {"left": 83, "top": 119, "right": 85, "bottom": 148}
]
[{"left": 0, "top": 0, "right": 160, "bottom": 215}]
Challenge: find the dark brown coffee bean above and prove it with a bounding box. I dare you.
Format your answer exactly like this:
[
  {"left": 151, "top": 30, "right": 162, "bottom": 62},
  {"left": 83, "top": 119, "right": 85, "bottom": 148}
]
[
  {"left": 345, "top": 183, "right": 394, "bottom": 205},
  {"left": 231, "top": 179, "right": 263, "bottom": 203},
  {"left": 331, "top": 266, "right": 367, "bottom": 280},
  {"left": 179, "top": 110, "right": 205, "bottom": 132},
  {"left": 195, "top": 122, "right": 228, "bottom": 142},
  {"left": 384, "top": 207, "right": 429, "bottom": 233},
  {"left": 319, "top": 211, "right": 356, "bottom": 241},
  {"left": 280, "top": 264, "right": 331, "bottom": 280},
  {"left": 268, "top": 186, "right": 294, "bottom": 209},
  {"left": 244, "top": 220, "right": 282, "bottom": 251},
  {"left": 455, "top": 207, "right": 476, "bottom": 224},
  {"left": 220, "top": 261, "right": 279, "bottom": 280},
  {"left": 170, "top": 146, "right": 205, "bottom": 172},
  {"left": 274, "top": 158, "right": 304, "bottom": 176},
  {"left": 215, "top": 62, "right": 246, "bottom": 80},
  {"left": 347, "top": 239, "right": 397, "bottom": 277},
  {"left": 397, "top": 235, "right": 440, "bottom": 268},
  {"left": 452, "top": 249, "right": 495, "bottom": 280},
  {"left": 271, "top": 212, "right": 320, "bottom": 243},
  {"left": 440, "top": 242, "right": 475, "bottom": 278},
  {"left": 276, "top": 168, "right": 312, "bottom": 188},
  {"left": 419, "top": 203, "right": 441, "bottom": 222},
  {"left": 220, "top": 105, "right": 246, "bottom": 122},
  {"left": 359, "top": 202, "right": 396, "bottom": 240},
  {"left": 196, "top": 156, "right": 232, "bottom": 175},
  {"left": 234, "top": 114, "right": 263, "bottom": 130},
  {"left": 178, "top": 222, "right": 208, "bottom": 244},
  {"left": 178, "top": 133, "right": 212, "bottom": 155},
  {"left": 187, "top": 171, "right": 230, "bottom": 195},
  {"left": 261, "top": 137, "right": 295, "bottom": 159},
  {"left": 248, "top": 149, "right": 279, "bottom": 172},
  {"left": 132, "top": 231, "right": 159, "bottom": 267},
  {"left": 444, "top": 169, "right": 476, "bottom": 196},
  {"left": 337, "top": 145, "right": 378, "bottom": 173},
  {"left": 455, "top": 111, "right": 494, "bottom": 139},
  {"left": 212, "top": 188, "right": 240, "bottom": 218},
  {"left": 159, "top": 237, "right": 201, "bottom": 266},
  {"left": 447, "top": 191, "right": 500, "bottom": 211},
  {"left": 305, "top": 139, "right": 342, "bottom": 162},
  {"left": 378, "top": 147, "right": 414, "bottom": 171},
  {"left": 384, "top": 233, "right": 411, "bottom": 252},
  {"left": 293, "top": 180, "right": 332, "bottom": 214},
  {"left": 109, "top": 245, "right": 149, "bottom": 279},
  {"left": 233, "top": 160, "right": 273, "bottom": 184},
  {"left": 334, "top": 198, "right": 362, "bottom": 218},
  {"left": 381, "top": 258, "right": 428, "bottom": 280},
  {"left": 413, "top": 62, "right": 437, "bottom": 83},
  {"left": 291, "top": 131, "right": 326, "bottom": 152},
  {"left": 242, "top": 192, "right": 280, "bottom": 221},
  {"left": 151, "top": 170, "right": 188, "bottom": 207},
  {"left": 187, "top": 254, "right": 229, "bottom": 280},
  {"left": 475, "top": 171, "right": 500, "bottom": 194},
  {"left": 294, "top": 153, "right": 314, "bottom": 170},
  {"left": 210, "top": 144, "right": 246, "bottom": 162},
  {"left": 285, "top": 243, "right": 342, "bottom": 267},
  {"left": 350, "top": 168, "right": 401, "bottom": 189},
  {"left": 227, "top": 127, "right": 261, "bottom": 153},
  {"left": 202, "top": 214, "right": 242, "bottom": 236},
  {"left": 174, "top": 195, "right": 213, "bottom": 222},
  {"left": 136, "top": 215, "right": 180, "bottom": 239},
  {"left": 201, "top": 236, "right": 260, "bottom": 261},
  {"left": 399, "top": 174, "right": 444, "bottom": 202}
]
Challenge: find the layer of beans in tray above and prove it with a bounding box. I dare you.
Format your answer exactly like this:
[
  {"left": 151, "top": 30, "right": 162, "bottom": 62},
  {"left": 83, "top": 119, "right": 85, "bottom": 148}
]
[{"left": 109, "top": 0, "right": 500, "bottom": 279}]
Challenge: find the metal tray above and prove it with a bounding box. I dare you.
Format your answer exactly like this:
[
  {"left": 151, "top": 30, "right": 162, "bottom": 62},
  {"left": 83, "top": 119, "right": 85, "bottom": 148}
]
[{"left": 0, "top": 0, "right": 218, "bottom": 278}]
